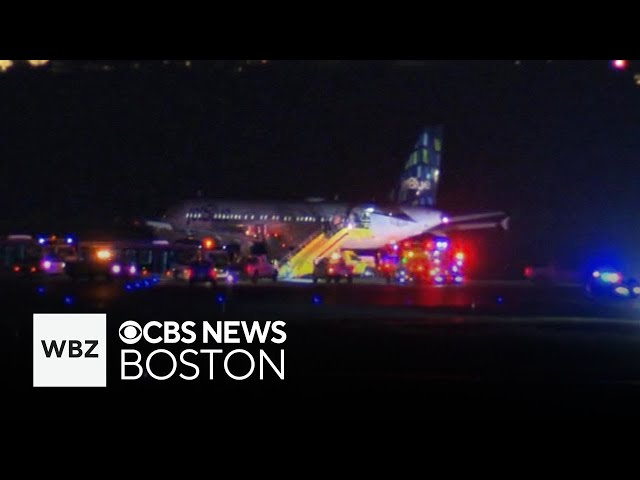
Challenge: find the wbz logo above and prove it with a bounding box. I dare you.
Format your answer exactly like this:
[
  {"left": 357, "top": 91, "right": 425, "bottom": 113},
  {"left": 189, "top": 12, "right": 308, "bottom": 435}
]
[
  {"left": 33, "top": 314, "right": 106, "bottom": 387},
  {"left": 41, "top": 339, "right": 99, "bottom": 358}
]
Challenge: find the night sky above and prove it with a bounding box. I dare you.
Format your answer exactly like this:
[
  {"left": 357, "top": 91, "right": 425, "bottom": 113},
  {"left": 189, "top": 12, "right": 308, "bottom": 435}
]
[{"left": 2, "top": 60, "right": 640, "bottom": 272}]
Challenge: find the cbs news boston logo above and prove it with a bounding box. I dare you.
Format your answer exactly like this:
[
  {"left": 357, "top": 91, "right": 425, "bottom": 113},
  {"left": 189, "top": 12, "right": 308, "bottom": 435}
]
[
  {"left": 33, "top": 314, "right": 107, "bottom": 387},
  {"left": 33, "top": 315, "right": 285, "bottom": 386}
]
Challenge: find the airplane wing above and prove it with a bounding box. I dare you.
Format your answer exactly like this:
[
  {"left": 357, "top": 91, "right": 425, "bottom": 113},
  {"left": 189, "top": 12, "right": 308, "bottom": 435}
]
[{"left": 441, "top": 212, "right": 510, "bottom": 231}]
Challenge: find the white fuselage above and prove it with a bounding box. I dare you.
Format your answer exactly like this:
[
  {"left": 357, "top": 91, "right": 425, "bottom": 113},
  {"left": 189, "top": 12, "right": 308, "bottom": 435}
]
[
  {"left": 341, "top": 207, "right": 444, "bottom": 249},
  {"left": 161, "top": 199, "right": 447, "bottom": 250}
]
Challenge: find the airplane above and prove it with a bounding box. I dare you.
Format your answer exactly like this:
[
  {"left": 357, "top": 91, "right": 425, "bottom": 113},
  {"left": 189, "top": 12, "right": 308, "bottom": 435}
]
[{"left": 146, "top": 126, "right": 509, "bottom": 254}]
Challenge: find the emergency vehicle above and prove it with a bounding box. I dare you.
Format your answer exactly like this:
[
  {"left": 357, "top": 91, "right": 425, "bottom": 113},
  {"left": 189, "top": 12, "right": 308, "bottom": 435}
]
[{"left": 377, "top": 235, "right": 465, "bottom": 285}]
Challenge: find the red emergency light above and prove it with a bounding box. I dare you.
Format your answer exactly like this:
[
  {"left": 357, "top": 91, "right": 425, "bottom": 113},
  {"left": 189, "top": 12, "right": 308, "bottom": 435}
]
[{"left": 612, "top": 60, "right": 628, "bottom": 70}]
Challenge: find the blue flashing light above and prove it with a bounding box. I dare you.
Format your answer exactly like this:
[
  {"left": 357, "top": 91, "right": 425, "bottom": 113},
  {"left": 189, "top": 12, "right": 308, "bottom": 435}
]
[
  {"left": 37, "top": 237, "right": 45, "bottom": 245},
  {"left": 216, "top": 294, "right": 226, "bottom": 304},
  {"left": 435, "top": 275, "right": 444, "bottom": 283},
  {"left": 64, "top": 296, "right": 74, "bottom": 305},
  {"left": 435, "top": 241, "right": 449, "bottom": 251},
  {"left": 454, "top": 276, "right": 463, "bottom": 283},
  {"left": 36, "top": 286, "right": 45, "bottom": 295},
  {"left": 496, "top": 296, "right": 503, "bottom": 304},
  {"left": 66, "top": 237, "right": 74, "bottom": 244},
  {"left": 125, "top": 283, "right": 133, "bottom": 291},
  {"left": 151, "top": 277, "right": 159, "bottom": 284},
  {"left": 134, "top": 282, "right": 141, "bottom": 289},
  {"left": 312, "top": 294, "right": 322, "bottom": 305}
]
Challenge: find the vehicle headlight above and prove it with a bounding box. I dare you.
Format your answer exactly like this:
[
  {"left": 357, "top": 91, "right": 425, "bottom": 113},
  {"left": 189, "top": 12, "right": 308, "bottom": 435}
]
[
  {"left": 96, "top": 249, "right": 113, "bottom": 261},
  {"left": 614, "top": 286, "right": 630, "bottom": 296}
]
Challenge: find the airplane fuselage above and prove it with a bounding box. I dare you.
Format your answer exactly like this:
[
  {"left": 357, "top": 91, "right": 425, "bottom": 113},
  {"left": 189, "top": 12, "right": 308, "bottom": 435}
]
[{"left": 161, "top": 199, "right": 447, "bottom": 250}]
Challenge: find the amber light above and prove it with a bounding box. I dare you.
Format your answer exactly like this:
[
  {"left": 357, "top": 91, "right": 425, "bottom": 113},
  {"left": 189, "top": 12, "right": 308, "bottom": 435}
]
[{"left": 96, "top": 249, "right": 113, "bottom": 261}]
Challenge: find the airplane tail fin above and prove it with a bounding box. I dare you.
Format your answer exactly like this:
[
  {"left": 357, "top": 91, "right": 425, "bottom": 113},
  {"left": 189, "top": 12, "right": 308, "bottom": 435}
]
[{"left": 397, "top": 125, "right": 444, "bottom": 207}]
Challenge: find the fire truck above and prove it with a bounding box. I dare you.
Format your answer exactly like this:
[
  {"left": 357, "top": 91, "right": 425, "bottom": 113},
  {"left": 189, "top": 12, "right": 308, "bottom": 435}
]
[{"left": 377, "top": 235, "right": 465, "bottom": 285}]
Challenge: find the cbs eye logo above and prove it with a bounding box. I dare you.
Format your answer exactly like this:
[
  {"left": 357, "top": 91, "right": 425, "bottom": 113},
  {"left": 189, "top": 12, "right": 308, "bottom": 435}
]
[{"left": 119, "top": 321, "right": 142, "bottom": 344}]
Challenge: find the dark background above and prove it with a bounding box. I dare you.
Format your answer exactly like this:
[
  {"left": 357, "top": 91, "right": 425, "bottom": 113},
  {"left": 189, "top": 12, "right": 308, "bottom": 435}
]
[{"left": 1, "top": 60, "right": 639, "bottom": 274}]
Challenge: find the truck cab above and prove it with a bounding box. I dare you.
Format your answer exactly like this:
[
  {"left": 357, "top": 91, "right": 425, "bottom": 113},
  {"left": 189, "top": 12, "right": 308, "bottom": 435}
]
[
  {"left": 312, "top": 254, "right": 354, "bottom": 283},
  {"left": 243, "top": 255, "right": 278, "bottom": 283}
]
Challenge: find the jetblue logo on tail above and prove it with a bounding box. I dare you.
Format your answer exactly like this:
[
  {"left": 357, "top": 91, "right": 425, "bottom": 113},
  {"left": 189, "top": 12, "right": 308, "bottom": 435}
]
[
  {"left": 33, "top": 314, "right": 107, "bottom": 387},
  {"left": 397, "top": 125, "right": 444, "bottom": 207}
]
